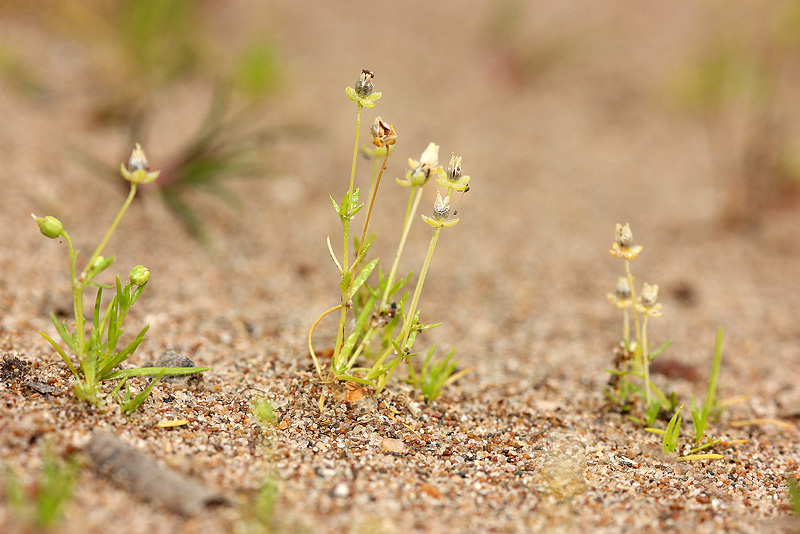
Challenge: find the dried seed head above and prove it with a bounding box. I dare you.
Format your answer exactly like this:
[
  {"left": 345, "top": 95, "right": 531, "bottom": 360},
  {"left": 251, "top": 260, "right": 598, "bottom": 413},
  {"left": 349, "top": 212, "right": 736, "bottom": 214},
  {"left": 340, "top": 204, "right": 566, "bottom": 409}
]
[
  {"left": 615, "top": 277, "right": 631, "bottom": 299},
  {"left": 399, "top": 143, "right": 441, "bottom": 187},
  {"left": 436, "top": 152, "right": 471, "bottom": 192},
  {"left": 128, "top": 143, "right": 149, "bottom": 172},
  {"left": 432, "top": 191, "right": 451, "bottom": 221},
  {"left": 419, "top": 142, "right": 439, "bottom": 168},
  {"left": 446, "top": 153, "right": 462, "bottom": 181},
  {"left": 615, "top": 223, "right": 634, "bottom": 248},
  {"left": 120, "top": 143, "right": 160, "bottom": 184},
  {"left": 609, "top": 222, "right": 643, "bottom": 259},
  {"left": 370, "top": 116, "right": 397, "bottom": 147},
  {"left": 422, "top": 190, "right": 460, "bottom": 228},
  {"left": 641, "top": 283, "right": 659, "bottom": 307},
  {"left": 355, "top": 69, "right": 374, "bottom": 97}
]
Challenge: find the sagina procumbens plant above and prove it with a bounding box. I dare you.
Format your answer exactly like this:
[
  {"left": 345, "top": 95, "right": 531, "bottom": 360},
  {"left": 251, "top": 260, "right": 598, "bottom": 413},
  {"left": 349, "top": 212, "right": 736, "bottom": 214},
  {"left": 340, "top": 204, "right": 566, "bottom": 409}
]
[
  {"left": 308, "top": 69, "right": 470, "bottom": 398},
  {"left": 607, "top": 223, "right": 726, "bottom": 460},
  {"left": 33, "top": 144, "right": 208, "bottom": 411}
]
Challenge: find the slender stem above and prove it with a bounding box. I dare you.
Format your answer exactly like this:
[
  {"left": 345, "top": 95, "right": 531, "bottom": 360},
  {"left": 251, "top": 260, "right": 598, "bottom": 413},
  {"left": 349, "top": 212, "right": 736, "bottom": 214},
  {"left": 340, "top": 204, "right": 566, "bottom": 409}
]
[
  {"left": 622, "top": 308, "right": 630, "bottom": 348},
  {"left": 642, "top": 315, "right": 652, "bottom": 406},
  {"left": 624, "top": 259, "right": 642, "bottom": 368},
  {"left": 334, "top": 103, "right": 364, "bottom": 366},
  {"left": 308, "top": 305, "right": 344, "bottom": 379},
  {"left": 348, "top": 104, "right": 363, "bottom": 196},
  {"left": 62, "top": 231, "right": 88, "bottom": 373},
  {"left": 83, "top": 184, "right": 138, "bottom": 280},
  {"left": 381, "top": 185, "right": 423, "bottom": 308},
  {"left": 400, "top": 227, "right": 441, "bottom": 350},
  {"left": 356, "top": 149, "right": 390, "bottom": 264}
]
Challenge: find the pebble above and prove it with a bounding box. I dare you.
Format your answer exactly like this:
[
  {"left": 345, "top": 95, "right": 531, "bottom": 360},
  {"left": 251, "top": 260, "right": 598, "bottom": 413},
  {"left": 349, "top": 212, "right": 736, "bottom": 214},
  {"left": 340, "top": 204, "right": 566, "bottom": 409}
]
[
  {"left": 380, "top": 438, "right": 405, "bottom": 454},
  {"left": 332, "top": 482, "right": 349, "bottom": 498},
  {"left": 150, "top": 350, "right": 203, "bottom": 386}
]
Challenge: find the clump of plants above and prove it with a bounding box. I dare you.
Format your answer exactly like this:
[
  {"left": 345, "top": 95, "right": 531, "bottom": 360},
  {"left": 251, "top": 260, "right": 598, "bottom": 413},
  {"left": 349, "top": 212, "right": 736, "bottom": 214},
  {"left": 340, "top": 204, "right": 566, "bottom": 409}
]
[
  {"left": 307, "top": 70, "right": 470, "bottom": 399},
  {"left": 33, "top": 144, "right": 207, "bottom": 412},
  {"left": 606, "top": 223, "right": 724, "bottom": 461}
]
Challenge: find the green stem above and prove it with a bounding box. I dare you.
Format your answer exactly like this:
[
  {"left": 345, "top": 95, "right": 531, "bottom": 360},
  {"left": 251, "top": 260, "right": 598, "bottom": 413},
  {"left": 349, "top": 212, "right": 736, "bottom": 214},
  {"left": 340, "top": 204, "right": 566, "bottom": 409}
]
[
  {"left": 381, "top": 185, "right": 423, "bottom": 308},
  {"left": 61, "top": 231, "right": 87, "bottom": 372},
  {"left": 400, "top": 226, "right": 441, "bottom": 350},
  {"left": 370, "top": 225, "right": 443, "bottom": 380},
  {"left": 333, "top": 103, "right": 364, "bottom": 367},
  {"left": 624, "top": 259, "right": 642, "bottom": 369},
  {"left": 642, "top": 315, "right": 652, "bottom": 406},
  {"left": 705, "top": 326, "right": 724, "bottom": 411},
  {"left": 622, "top": 308, "right": 630, "bottom": 348},
  {"left": 82, "top": 184, "right": 138, "bottom": 280},
  {"left": 348, "top": 104, "right": 363, "bottom": 196},
  {"left": 356, "top": 149, "right": 390, "bottom": 264}
]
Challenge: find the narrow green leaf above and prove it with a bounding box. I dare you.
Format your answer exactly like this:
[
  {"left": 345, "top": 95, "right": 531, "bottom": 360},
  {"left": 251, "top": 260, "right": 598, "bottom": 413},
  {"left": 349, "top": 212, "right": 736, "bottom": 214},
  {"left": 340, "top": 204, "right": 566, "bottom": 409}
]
[
  {"left": 50, "top": 313, "right": 77, "bottom": 353},
  {"left": 348, "top": 259, "right": 379, "bottom": 299},
  {"left": 334, "top": 373, "right": 375, "bottom": 386},
  {"left": 120, "top": 373, "right": 165, "bottom": 414},
  {"left": 97, "top": 325, "right": 149, "bottom": 379},
  {"left": 104, "top": 365, "right": 209, "bottom": 381},
  {"left": 40, "top": 331, "right": 79, "bottom": 378}
]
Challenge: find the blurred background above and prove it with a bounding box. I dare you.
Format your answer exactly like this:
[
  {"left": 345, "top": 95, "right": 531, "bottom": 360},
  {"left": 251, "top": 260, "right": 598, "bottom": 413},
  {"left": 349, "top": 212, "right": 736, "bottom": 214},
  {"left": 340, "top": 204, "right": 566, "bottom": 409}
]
[{"left": 1, "top": 1, "right": 799, "bottom": 393}]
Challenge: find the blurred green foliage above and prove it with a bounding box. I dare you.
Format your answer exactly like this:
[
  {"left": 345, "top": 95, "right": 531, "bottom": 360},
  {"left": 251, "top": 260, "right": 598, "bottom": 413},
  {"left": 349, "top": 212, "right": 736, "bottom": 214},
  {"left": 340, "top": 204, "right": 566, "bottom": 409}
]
[
  {"left": 671, "top": 1, "right": 800, "bottom": 227},
  {"left": 1, "top": 0, "right": 286, "bottom": 244}
]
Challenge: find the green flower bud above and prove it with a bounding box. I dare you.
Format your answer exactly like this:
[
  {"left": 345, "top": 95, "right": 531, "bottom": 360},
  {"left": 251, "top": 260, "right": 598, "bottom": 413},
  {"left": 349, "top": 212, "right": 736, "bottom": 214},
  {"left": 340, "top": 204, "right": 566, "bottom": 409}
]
[
  {"left": 32, "top": 214, "right": 63, "bottom": 239},
  {"left": 129, "top": 265, "right": 150, "bottom": 286}
]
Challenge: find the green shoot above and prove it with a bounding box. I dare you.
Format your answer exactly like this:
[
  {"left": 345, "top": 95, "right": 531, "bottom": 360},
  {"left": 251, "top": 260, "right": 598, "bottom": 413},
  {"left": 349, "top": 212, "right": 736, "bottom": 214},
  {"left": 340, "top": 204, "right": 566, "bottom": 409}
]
[
  {"left": 406, "top": 345, "right": 471, "bottom": 402},
  {"left": 788, "top": 475, "right": 800, "bottom": 518},
  {"left": 691, "top": 327, "right": 725, "bottom": 443},
  {"left": 3, "top": 447, "right": 78, "bottom": 531}
]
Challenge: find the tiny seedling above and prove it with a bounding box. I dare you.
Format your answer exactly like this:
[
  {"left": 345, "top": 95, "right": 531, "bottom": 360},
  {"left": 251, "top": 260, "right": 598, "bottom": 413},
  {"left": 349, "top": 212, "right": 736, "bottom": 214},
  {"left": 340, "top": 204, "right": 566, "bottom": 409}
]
[
  {"left": 691, "top": 326, "right": 725, "bottom": 443},
  {"left": 307, "top": 70, "right": 471, "bottom": 398},
  {"left": 33, "top": 145, "right": 207, "bottom": 410},
  {"left": 646, "top": 405, "right": 683, "bottom": 455},
  {"left": 405, "top": 345, "right": 471, "bottom": 402},
  {"left": 646, "top": 405, "right": 724, "bottom": 462},
  {"left": 3, "top": 447, "right": 78, "bottom": 531}
]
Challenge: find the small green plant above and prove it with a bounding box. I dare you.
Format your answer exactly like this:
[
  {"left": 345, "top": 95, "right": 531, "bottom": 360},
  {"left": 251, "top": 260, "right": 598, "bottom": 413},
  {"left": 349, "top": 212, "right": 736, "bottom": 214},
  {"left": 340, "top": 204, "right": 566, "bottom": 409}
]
[
  {"left": 33, "top": 144, "right": 207, "bottom": 410},
  {"left": 645, "top": 405, "right": 724, "bottom": 462},
  {"left": 691, "top": 326, "right": 726, "bottom": 443},
  {"left": 647, "top": 404, "right": 683, "bottom": 455},
  {"left": 307, "top": 70, "right": 470, "bottom": 397},
  {"left": 236, "top": 397, "right": 282, "bottom": 534},
  {"left": 788, "top": 475, "right": 800, "bottom": 519},
  {"left": 606, "top": 223, "right": 670, "bottom": 420},
  {"left": 3, "top": 447, "right": 79, "bottom": 531},
  {"left": 405, "top": 345, "right": 471, "bottom": 402}
]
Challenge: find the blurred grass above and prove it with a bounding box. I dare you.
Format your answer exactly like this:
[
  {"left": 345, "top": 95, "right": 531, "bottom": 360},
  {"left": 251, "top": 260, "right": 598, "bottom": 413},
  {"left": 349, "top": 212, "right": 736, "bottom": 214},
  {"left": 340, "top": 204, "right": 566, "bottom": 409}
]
[
  {"left": 0, "top": 0, "right": 296, "bottom": 245},
  {"left": 669, "top": 1, "right": 800, "bottom": 228}
]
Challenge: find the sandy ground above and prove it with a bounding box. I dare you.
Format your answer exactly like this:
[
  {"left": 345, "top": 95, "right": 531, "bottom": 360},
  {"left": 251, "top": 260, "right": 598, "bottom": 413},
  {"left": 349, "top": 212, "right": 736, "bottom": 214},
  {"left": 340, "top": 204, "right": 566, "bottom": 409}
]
[{"left": 1, "top": 2, "right": 800, "bottom": 533}]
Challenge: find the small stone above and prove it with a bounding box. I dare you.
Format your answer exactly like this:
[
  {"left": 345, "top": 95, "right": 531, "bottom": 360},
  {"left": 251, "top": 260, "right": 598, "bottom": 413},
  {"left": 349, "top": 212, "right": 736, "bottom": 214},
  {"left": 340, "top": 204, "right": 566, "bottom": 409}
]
[
  {"left": 346, "top": 387, "right": 364, "bottom": 403},
  {"left": 150, "top": 350, "right": 203, "bottom": 387},
  {"left": 278, "top": 419, "right": 289, "bottom": 430},
  {"left": 420, "top": 483, "right": 441, "bottom": 498},
  {"left": 22, "top": 380, "right": 61, "bottom": 395},
  {"left": 332, "top": 482, "right": 349, "bottom": 498},
  {"left": 380, "top": 438, "right": 405, "bottom": 454}
]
